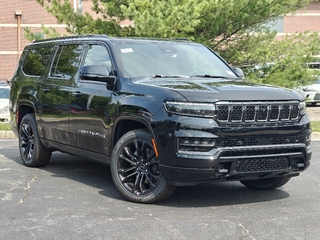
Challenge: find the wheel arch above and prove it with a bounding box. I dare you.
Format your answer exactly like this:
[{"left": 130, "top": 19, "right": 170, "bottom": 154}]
[
  {"left": 15, "top": 101, "right": 36, "bottom": 133},
  {"left": 112, "top": 114, "right": 157, "bottom": 150}
]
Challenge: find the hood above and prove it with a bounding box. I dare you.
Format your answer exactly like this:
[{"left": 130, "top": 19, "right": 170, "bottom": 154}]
[
  {"left": 304, "top": 83, "right": 320, "bottom": 92},
  {"left": 133, "top": 77, "right": 304, "bottom": 102}
]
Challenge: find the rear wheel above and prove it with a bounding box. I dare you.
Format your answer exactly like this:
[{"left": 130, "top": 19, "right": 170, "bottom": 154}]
[
  {"left": 19, "top": 113, "right": 52, "bottom": 167},
  {"left": 111, "top": 129, "right": 176, "bottom": 203},
  {"left": 240, "top": 176, "right": 291, "bottom": 190}
]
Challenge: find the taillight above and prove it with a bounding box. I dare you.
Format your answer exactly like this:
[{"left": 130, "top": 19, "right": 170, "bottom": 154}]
[{"left": 16, "top": 109, "right": 20, "bottom": 123}]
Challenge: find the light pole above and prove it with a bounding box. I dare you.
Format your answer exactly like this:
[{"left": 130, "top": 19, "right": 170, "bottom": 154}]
[
  {"left": 78, "top": 0, "right": 82, "bottom": 15},
  {"left": 74, "top": 0, "right": 82, "bottom": 15},
  {"left": 15, "top": 10, "right": 22, "bottom": 60}
]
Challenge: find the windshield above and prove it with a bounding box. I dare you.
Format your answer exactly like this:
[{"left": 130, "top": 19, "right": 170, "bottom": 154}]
[{"left": 115, "top": 41, "right": 238, "bottom": 79}]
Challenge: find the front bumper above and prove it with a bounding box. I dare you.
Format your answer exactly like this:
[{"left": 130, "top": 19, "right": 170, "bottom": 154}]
[
  {"left": 160, "top": 143, "right": 311, "bottom": 186},
  {"left": 156, "top": 114, "right": 312, "bottom": 186}
]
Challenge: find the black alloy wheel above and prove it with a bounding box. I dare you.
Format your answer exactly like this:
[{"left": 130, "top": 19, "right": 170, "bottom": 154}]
[
  {"left": 111, "top": 129, "right": 176, "bottom": 203},
  {"left": 19, "top": 113, "right": 51, "bottom": 167}
]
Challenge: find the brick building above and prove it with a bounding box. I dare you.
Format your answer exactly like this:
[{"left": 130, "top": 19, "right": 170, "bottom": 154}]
[
  {"left": 285, "top": 1, "right": 320, "bottom": 34},
  {"left": 1, "top": 0, "right": 320, "bottom": 82},
  {"left": 0, "top": 0, "right": 97, "bottom": 82}
]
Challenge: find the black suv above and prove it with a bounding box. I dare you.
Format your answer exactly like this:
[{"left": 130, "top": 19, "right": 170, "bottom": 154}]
[{"left": 9, "top": 35, "right": 312, "bottom": 203}]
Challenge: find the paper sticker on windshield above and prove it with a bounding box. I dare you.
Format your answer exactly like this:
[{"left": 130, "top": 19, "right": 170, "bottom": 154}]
[
  {"left": 121, "top": 48, "right": 134, "bottom": 53},
  {"left": 226, "top": 70, "right": 236, "bottom": 76}
]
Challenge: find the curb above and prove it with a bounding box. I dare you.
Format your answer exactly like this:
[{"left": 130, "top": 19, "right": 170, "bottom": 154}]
[
  {"left": 311, "top": 132, "right": 320, "bottom": 140},
  {"left": 0, "top": 131, "right": 16, "bottom": 139},
  {"left": 1, "top": 131, "right": 320, "bottom": 140}
]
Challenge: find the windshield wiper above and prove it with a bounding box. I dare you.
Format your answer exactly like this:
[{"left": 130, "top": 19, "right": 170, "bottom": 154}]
[
  {"left": 153, "top": 74, "right": 190, "bottom": 78},
  {"left": 190, "top": 74, "right": 230, "bottom": 79}
]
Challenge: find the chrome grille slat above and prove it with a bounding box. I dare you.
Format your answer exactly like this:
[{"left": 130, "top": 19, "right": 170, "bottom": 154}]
[{"left": 216, "top": 101, "right": 300, "bottom": 123}]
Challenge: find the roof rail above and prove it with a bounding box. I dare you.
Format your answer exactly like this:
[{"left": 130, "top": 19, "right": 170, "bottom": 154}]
[
  {"left": 173, "top": 38, "right": 191, "bottom": 41},
  {"left": 33, "top": 34, "right": 109, "bottom": 43}
]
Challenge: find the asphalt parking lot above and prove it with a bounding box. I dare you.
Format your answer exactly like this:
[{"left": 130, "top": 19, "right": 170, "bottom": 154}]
[
  {"left": 306, "top": 104, "right": 320, "bottom": 121},
  {"left": 1, "top": 139, "right": 320, "bottom": 239}
]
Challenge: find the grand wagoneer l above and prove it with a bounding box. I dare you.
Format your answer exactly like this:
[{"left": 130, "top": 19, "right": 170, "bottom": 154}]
[{"left": 10, "top": 35, "right": 312, "bottom": 203}]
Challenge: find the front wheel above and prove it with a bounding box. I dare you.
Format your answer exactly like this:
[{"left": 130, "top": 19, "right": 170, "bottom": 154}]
[
  {"left": 240, "top": 176, "right": 291, "bottom": 190},
  {"left": 110, "top": 129, "right": 176, "bottom": 203},
  {"left": 19, "top": 113, "right": 52, "bottom": 167}
]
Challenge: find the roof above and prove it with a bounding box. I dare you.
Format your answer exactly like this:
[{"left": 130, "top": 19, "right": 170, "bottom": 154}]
[{"left": 32, "top": 34, "right": 194, "bottom": 45}]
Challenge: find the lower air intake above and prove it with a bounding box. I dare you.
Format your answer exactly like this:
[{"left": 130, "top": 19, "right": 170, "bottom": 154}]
[{"left": 234, "top": 157, "right": 290, "bottom": 173}]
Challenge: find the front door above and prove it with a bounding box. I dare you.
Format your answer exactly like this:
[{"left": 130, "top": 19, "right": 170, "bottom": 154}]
[{"left": 69, "top": 44, "right": 114, "bottom": 154}]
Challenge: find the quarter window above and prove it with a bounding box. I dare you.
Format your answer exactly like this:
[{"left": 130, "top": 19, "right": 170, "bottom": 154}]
[{"left": 22, "top": 47, "right": 52, "bottom": 76}]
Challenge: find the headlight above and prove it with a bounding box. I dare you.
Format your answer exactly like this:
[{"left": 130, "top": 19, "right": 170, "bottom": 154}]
[
  {"left": 302, "top": 88, "right": 315, "bottom": 92},
  {"left": 299, "top": 102, "right": 307, "bottom": 115},
  {"left": 164, "top": 101, "right": 216, "bottom": 118}
]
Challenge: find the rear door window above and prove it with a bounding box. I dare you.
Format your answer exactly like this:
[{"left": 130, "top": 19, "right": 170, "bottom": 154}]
[{"left": 50, "top": 44, "right": 83, "bottom": 79}]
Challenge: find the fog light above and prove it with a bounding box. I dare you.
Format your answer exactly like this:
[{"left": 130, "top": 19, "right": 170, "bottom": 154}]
[
  {"left": 296, "top": 163, "right": 305, "bottom": 168},
  {"left": 201, "top": 139, "right": 211, "bottom": 145},
  {"left": 193, "top": 139, "right": 200, "bottom": 144},
  {"left": 178, "top": 138, "right": 216, "bottom": 152}
]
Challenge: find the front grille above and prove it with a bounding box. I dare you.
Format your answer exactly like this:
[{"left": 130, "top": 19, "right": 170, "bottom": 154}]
[
  {"left": 216, "top": 101, "right": 300, "bottom": 123},
  {"left": 0, "top": 118, "right": 9, "bottom": 122},
  {"left": 234, "top": 157, "right": 290, "bottom": 173},
  {"left": 314, "top": 94, "right": 320, "bottom": 100}
]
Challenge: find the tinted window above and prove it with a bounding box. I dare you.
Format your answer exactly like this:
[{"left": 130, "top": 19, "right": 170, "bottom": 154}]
[
  {"left": 22, "top": 47, "right": 52, "bottom": 76},
  {"left": 115, "top": 42, "right": 237, "bottom": 78},
  {"left": 50, "top": 45, "right": 83, "bottom": 79}
]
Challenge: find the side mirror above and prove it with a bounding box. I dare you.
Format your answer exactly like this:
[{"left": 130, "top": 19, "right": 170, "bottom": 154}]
[
  {"left": 233, "top": 67, "right": 245, "bottom": 78},
  {"left": 79, "top": 65, "right": 116, "bottom": 89}
]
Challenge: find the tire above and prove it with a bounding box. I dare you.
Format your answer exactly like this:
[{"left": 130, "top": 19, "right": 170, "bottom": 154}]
[
  {"left": 110, "top": 129, "right": 176, "bottom": 203},
  {"left": 19, "top": 113, "right": 52, "bottom": 167},
  {"left": 240, "top": 176, "right": 291, "bottom": 190}
]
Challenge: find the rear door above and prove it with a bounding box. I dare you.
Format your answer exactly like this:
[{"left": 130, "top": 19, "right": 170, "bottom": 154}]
[{"left": 38, "top": 44, "right": 84, "bottom": 145}]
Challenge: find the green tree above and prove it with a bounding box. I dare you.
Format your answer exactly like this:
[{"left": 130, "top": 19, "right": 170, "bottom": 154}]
[
  {"left": 33, "top": 0, "right": 320, "bottom": 88},
  {"left": 24, "top": 24, "right": 61, "bottom": 41},
  {"left": 237, "top": 31, "right": 320, "bottom": 88}
]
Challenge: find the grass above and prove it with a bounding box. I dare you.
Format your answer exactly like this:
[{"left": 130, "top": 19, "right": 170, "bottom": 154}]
[
  {"left": 0, "top": 123, "right": 11, "bottom": 131},
  {"left": 311, "top": 121, "right": 320, "bottom": 132}
]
